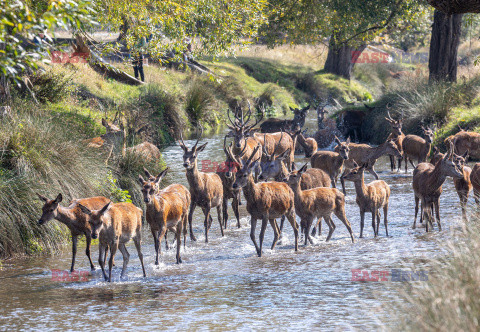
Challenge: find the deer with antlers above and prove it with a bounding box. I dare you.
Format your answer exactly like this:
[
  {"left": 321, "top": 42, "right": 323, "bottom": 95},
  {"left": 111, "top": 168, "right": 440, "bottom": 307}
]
[
  {"left": 385, "top": 111, "right": 405, "bottom": 172},
  {"left": 139, "top": 168, "right": 191, "bottom": 265},
  {"left": 178, "top": 130, "right": 224, "bottom": 243},
  {"left": 412, "top": 142, "right": 464, "bottom": 232},
  {"left": 232, "top": 145, "right": 299, "bottom": 257}
]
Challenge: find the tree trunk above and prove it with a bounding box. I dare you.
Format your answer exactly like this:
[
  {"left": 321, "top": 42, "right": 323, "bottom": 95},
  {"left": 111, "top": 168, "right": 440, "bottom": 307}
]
[
  {"left": 428, "top": 0, "right": 480, "bottom": 14},
  {"left": 428, "top": 10, "right": 463, "bottom": 82},
  {"left": 324, "top": 38, "right": 366, "bottom": 80}
]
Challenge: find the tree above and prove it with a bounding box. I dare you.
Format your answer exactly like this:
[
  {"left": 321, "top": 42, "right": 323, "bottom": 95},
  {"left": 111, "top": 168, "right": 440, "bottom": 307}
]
[
  {"left": 0, "top": 0, "right": 95, "bottom": 103},
  {"left": 92, "top": 0, "right": 267, "bottom": 61},
  {"left": 263, "top": 0, "right": 423, "bottom": 80}
]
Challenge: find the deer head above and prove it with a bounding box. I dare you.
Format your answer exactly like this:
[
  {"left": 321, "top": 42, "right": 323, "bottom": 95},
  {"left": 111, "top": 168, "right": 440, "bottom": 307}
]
[
  {"left": 232, "top": 145, "right": 261, "bottom": 189},
  {"left": 37, "top": 193, "right": 63, "bottom": 224},
  {"left": 178, "top": 129, "right": 207, "bottom": 170},
  {"left": 78, "top": 202, "right": 112, "bottom": 239},
  {"left": 138, "top": 168, "right": 168, "bottom": 203},
  {"left": 334, "top": 136, "right": 350, "bottom": 160}
]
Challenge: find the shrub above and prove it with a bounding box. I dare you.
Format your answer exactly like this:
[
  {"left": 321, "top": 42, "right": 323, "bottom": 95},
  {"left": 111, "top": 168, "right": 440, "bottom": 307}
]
[
  {"left": 29, "top": 68, "right": 74, "bottom": 103},
  {"left": 185, "top": 79, "right": 215, "bottom": 126}
]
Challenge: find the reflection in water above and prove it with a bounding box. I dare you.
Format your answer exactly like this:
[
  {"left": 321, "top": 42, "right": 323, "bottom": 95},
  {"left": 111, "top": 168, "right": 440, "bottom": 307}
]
[{"left": 0, "top": 113, "right": 468, "bottom": 330}]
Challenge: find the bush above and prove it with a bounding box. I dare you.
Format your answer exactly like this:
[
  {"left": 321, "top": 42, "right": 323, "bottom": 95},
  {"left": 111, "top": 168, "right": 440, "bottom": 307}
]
[
  {"left": 29, "top": 68, "right": 74, "bottom": 103},
  {"left": 185, "top": 79, "right": 215, "bottom": 126},
  {"left": 0, "top": 101, "right": 109, "bottom": 257}
]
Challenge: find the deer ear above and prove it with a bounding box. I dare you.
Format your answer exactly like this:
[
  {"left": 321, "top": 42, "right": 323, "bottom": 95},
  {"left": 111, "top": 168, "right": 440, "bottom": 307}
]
[
  {"left": 463, "top": 150, "right": 469, "bottom": 161},
  {"left": 78, "top": 204, "right": 92, "bottom": 215},
  {"left": 334, "top": 136, "right": 341, "bottom": 144},
  {"left": 353, "top": 161, "right": 359, "bottom": 168},
  {"left": 138, "top": 175, "right": 146, "bottom": 185},
  {"left": 196, "top": 142, "right": 208, "bottom": 153},
  {"left": 101, "top": 118, "right": 107, "bottom": 127},
  {"left": 37, "top": 193, "right": 48, "bottom": 202},
  {"left": 143, "top": 167, "right": 153, "bottom": 179},
  {"left": 299, "top": 163, "right": 308, "bottom": 173},
  {"left": 292, "top": 162, "right": 297, "bottom": 171},
  {"left": 54, "top": 193, "right": 63, "bottom": 204},
  {"left": 155, "top": 168, "right": 169, "bottom": 184},
  {"left": 346, "top": 137, "right": 351, "bottom": 144},
  {"left": 99, "top": 202, "right": 112, "bottom": 215}
]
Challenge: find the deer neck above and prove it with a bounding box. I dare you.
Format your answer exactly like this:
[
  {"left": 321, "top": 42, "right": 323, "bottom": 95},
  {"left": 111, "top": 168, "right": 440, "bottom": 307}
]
[
  {"left": 243, "top": 173, "right": 260, "bottom": 202},
  {"left": 55, "top": 206, "right": 79, "bottom": 228},
  {"left": 352, "top": 175, "right": 369, "bottom": 201},
  {"left": 428, "top": 162, "right": 448, "bottom": 190},
  {"left": 297, "top": 135, "right": 308, "bottom": 148},
  {"left": 275, "top": 161, "right": 289, "bottom": 182},
  {"left": 368, "top": 142, "right": 389, "bottom": 160},
  {"left": 186, "top": 161, "right": 203, "bottom": 189}
]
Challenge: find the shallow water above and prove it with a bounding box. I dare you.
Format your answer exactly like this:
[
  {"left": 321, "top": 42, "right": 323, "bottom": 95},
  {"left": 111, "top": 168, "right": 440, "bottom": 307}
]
[{"left": 0, "top": 114, "right": 471, "bottom": 331}]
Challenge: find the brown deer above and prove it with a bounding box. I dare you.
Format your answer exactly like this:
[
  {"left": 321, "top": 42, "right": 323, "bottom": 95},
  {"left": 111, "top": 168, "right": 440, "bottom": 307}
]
[
  {"left": 385, "top": 112, "right": 405, "bottom": 172},
  {"left": 412, "top": 144, "right": 464, "bottom": 232},
  {"left": 84, "top": 115, "right": 126, "bottom": 153},
  {"left": 337, "top": 138, "right": 401, "bottom": 194},
  {"left": 78, "top": 201, "right": 146, "bottom": 282},
  {"left": 259, "top": 105, "right": 310, "bottom": 133},
  {"left": 285, "top": 164, "right": 354, "bottom": 245},
  {"left": 218, "top": 136, "right": 243, "bottom": 229},
  {"left": 311, "top": 136, "right": 350, "bottom": 190},
  {"left": 232, "top": 146, "right": 299, "bottom": 257},
  {"left": 297, "top": 130, "right": 318, "bottom": 158},
  {"left": 452, "top": 152, "right": 472, "bottom": 220},
  {"left": 445, "top": 130, "right": 480, "bottom": 160},
  {"left": 470, "top": 163, "right": 480, "bottom": 204},
  {"left": 178, "top": 132, "right": 224, "bottom": 243},
  {"left": 139, "top": 168, "right": 191, "bottom": 265},
  {"left": 37, "top": 194, "right": 111, "bottom": 272},
  {"left": 343, "top": 162, "right": 391, "bottom": 237},
  {"left": 402, "top": 126, "right": 434, "bottom": 173}
]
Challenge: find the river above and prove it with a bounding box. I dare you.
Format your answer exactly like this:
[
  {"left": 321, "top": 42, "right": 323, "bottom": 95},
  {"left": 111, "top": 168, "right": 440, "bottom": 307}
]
[{"left": 0, "top": 112, "right": 468, "bottom": 331}]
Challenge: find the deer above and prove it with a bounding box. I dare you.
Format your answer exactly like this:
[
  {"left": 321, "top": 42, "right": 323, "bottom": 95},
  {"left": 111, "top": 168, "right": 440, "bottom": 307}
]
[
  {"left": 311, "top": 136, "right": 350, "bottom": 190},
  {"left": 139, "top": 168, "right": 191, "bottom": 265},
  {"left": 402, "top": 126, "right": 434, "bottom": 173},
  {"left": 218, "top": 136, "right": 243, "bottom": 229},
  {"left": 178, "top": 131, "right": 224, "bottom": 243},
  {"left": 296, "top": 130, "right": 318, "bottom": 158},
  {"left": 412, "top": 143, "right": 464, "bottom": 232},
  {"left": 385, "top": 111, "right": 405, "bottom": 172},
  {"left": 337, "top": 138, "right": 402, "bottom": 195},
  {"left": 259, "top": 105, "right": 310, "bottom": 133},
  {"left": 470, "top": 163, "right": 480, "bottom": 204},
  {"left": 446, "top": 130, "right": 480, "bottom": 160},
  {"left": 343, "top": 162, "right": 391, "bottom": 238},
  {"left": 232, "top": 145, "right": 299, "bottom": 257},
  {"left": 285, "top": 164, "right": 354, "bottom": 245},
  {"left": 37, "top": 193, "right": 111, "bottom": 272},
  {"left": 452, "top": 151, "right": 472, "bottom": 220},
  {"left": 78, "top": 201, "right": 146, "bottom": 282}
]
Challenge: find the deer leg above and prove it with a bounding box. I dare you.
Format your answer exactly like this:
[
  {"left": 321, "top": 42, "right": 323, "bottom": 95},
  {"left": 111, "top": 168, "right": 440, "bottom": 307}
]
[
  {"left": 409, "top": 158, "right": 416, "bottom": 169},
  {"left": 372, "top": 211, "right": 377, "bottom": 237},
  {"left": 404, "top": 156, "right": 408, "bottom": 173},
  {"left": 133, "top": 235, "right": 146, "bottom": 278},
  {"left": 413, "top": 196, "right": 419, "bottom": 229},
  {"left": 383, "top": 204, "right": 389, "bottom": 237},
  {"left": 397, "top": 156, "right": 402, "bottom": 172},
  {"left": 222, "top": 198, "right": 229, "bottom": 229},
  {"left": 324, "top": 216, "right": 336, "bottom": 242},
  {"left": 98, "top": 243, "right": 108, "bottom": 281},
  {"left": 369, "top": 166, "right": 380, "bottom": 180},
  {"left": 334, "top": 207, "right": 355, "bottom": 243},
  {"left": 217, "top": 204, "right": 224, "bottom": 236},
  {"left": 460, "top": 192, "right": 468, "bottom": 221},
  {"left": 202, "top": 207, "right": 211, "bottom": 243},
  {"left": 70, "top": 235, "right": 78, "bottom": 273},
  {"left": 331, "top": 175, "right": 337, "bottom": 189},
  {"left": 151, "top": 229, "right": 160, "bottom": 265},
  {"left": 118, "top": 243, "right": 130, "bottom": 279},
  {"left": 286, "top": 210, "right": 299, "bottom": 251},
  {"left": 85, "top": 235, "right": 95, "bottom": 271},
  {"left": 389, "top": 155, "right": 394, "bottom": 172},
  {"left": 278, "top": 215, "right": 286, "bottom": 240},
  {"left": 269, "top": 219, "right": 280, "bottom": 250},
  {"left": 305, "top": 218, "right": 314, "bottom": 245},
  {"left": 176, "top": 220, "right": 183, "bottom": 264},
  {"left": 232, "top": 196, "right": 241, "bottom": 228},
  {"left": 183, "top": 213, "right": 188, "bottom": 249},
  {"left": 108, "top": 242, "right": 118, "bottom": 282},
  {"left": 311, "top": 218, "right": 321, "bottom": 237},
  {"left": 188, "top": 202, "right": 197, "bottom": 242},
  {"left": 258, "top": 215, "right": 269, "bottom": 257},
  {"left": 360, "top": 210, "right": 365, "bottom": 238},
  {"left": 340, "top": 170, "right": 347, "bottom": 195},
  {"left": 376, "top": 211, "right": 381, "bottom": 236},
  {"left": 158, "top": 226, "right": 167, "bottom": 259},
  {"left": 250, "top": 218, "right": 260, "bottom": 255},
  {"left": 435, "top": 200, "right": 442, "bottom": 231},
  {"left": 164, "top": 231, "right": 169, "bottom": 251}
]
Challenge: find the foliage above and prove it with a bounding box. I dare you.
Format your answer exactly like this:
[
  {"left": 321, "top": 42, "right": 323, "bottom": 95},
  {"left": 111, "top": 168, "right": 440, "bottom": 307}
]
[
  {"left": 29, "top": 68, "right": 74, "bottom": 103},
  {"left": 0, "top": 0, "right": 95, "bottom": 86},
  {"left": 102, "top": 171, "right": 132, "bottom": 203},
  {"left": 93, "top": 0, "right": 267, "bottom": 60}
]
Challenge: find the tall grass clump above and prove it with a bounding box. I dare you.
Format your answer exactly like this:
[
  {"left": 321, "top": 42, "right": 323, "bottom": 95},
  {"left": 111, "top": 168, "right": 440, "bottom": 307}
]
[
  {"left": 396, "top": 216, "right": 480, "bottom": 331},
  {"left": 29, "top": 67, "right": 75, "bottom": 103},
  {"left": 185, "top": 79, "right": 216, "bottom": 126},
  {"left": 0, "top": 101, "right": 109, "bottom": 257}
]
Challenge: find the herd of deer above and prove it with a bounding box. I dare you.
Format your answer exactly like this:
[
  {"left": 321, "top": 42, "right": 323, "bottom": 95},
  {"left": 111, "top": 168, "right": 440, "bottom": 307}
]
[{"left": 35, "top": 104, "right": 480, "bottom": 282}]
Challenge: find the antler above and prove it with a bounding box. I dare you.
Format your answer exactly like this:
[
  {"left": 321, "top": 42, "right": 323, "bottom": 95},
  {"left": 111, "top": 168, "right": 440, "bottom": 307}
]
[
  {"left": 193, "top": 126, "right": 203, "bottom": 151},
  {"left": 179, "top": 131, "right": 187, "bottom": 149}
]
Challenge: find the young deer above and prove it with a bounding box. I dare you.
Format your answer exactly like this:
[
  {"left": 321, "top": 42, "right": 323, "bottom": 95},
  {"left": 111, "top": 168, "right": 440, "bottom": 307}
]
[
  {"left": 218, "top": 136, "right": 243, "bottom": 229},
  {"left": 452, "top": 151, "right": 472, "bottom": 220},
  {"left": 285, "top": 164, "right": 354, "bottom": 245},
  {"left": 78, "top": 201, "right": 146, "bottom": 282},
  {"left": 385, "top": 112, "right": 405, "bottom": 172},
  {"left": 338, "top": 138, "right": 401, "bottom": 194},
  {"left": 402, "top": 126, "right": 434, "bottom": 173},
  {"left": 139, "top": 168, "right": 191, "bottom": 265},
  {"left": 37, "top": 194, "right": 111, "bottom": 272},
  {"left": 447, "top": 130, "right": 480, "bottom": 160},
  {"left": 297, "top": 130, "right": 318, "bottom": 158},
  {"left": 179, "top": 132, "right": 224, "bottom": 243},
  {"left": 343, "top": 163, "right": 391, "bottom": 237},
  {"left": 412, "top": 144, "right": 464, "bottom": 232},
  {"left": 311, "top": 136, "right": 350, "bottom": 190},
  {"left": 232, "top": 146, "right": 299, "bottom": 257}
]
